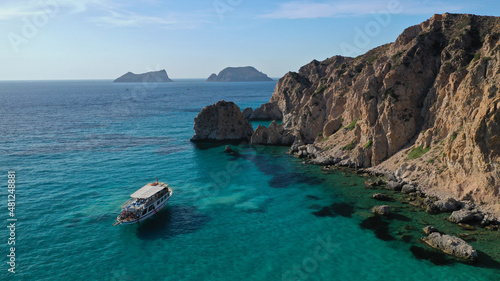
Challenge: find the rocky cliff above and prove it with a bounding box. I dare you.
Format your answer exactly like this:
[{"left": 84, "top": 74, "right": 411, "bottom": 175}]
[
  {"left": 114, "top": 70, "right": 173, "bottom": 83},
  {"left": 207, "top": 66, "right": 273, "bottom": 82},
  {"left": 257, "top": 13, "right": 500, "bottom": 205}
]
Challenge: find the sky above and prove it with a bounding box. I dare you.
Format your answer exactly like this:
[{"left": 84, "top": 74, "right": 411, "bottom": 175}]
[{"left": 0, "top": 0, "right": 499, "bottom": 80}]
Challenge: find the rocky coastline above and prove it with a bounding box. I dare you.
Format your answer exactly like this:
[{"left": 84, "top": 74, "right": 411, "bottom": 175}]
[
  {"left": 191, "top": 13, "right": 500, "bottom": 263},
  {"left": 250, "top": 13, "right": 500, "bottom": 209}
]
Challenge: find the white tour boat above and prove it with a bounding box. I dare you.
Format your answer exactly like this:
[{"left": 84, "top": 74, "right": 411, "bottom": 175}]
[{"left": 114, "top": 181, "right": 173, "bottom": 226}]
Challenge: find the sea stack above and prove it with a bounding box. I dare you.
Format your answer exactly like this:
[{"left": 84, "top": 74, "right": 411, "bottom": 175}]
[{"left": 191, "top": 100, "right": 254, "bottom": 142}]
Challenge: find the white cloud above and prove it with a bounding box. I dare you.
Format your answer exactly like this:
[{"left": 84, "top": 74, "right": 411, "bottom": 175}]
[
  {"left": 259, "top": 0, "right": 464, "bottom": 19},
  {"left": 0, "top": 0, "right": 207, "bottom": 29},
  {"left": 89, "top": 11, "right": 180, "bottom": 28},
  {"left": 0, "top": 0, "right": 113, "bottom": 20}
]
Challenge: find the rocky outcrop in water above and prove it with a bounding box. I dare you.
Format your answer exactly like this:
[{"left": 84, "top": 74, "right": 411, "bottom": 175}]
[
  {"left": 242, "top": 102, "right": 283, "bottom": 120},
  {"left": 250, "top": 121, "right": 294, "bottom": 145},
  {"left": 371, "top": 205, "right": 391, "bottom": 216},
  {"left": 448, "top": 208, "right": 484, "bottom": 223},
  {"left": 191, "top": 101, "right": 253, "bottom": 142},
  {"left": 422, "top": 232, "right": 478, "bottom": 262},
  {"left": 252, "top": 13, "right": 500, "bottom": 208},
  {"left": 422, "top": 225, "right": 439, "bottom": 235},
  {"left": 114, "top": 70, "right": 172, "bottom": 82},
  {"left": 207, "top": 66, "right": 273, "bottom": 82}
]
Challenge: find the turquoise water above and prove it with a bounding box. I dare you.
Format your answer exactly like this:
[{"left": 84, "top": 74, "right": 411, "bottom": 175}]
[{"left": 0, "top": 80, "right": 499, "bottom": 280}]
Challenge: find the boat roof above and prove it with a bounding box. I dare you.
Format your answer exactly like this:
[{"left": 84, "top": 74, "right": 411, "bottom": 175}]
[{"left": 130, "top": 182, "right": 168, "bottom": 199}]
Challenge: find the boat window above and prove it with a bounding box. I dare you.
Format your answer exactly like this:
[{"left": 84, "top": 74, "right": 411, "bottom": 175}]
[
  {"left": 148, "top": 205, "right": 155, "bottom": 212},
  {"left": 142, "top": 209, "right": 147, "bottom": 215}
]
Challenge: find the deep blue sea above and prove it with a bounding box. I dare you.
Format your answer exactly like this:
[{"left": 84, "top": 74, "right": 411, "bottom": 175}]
[{"left": 0, "top": 80, "right": 499, "bottom": 281}]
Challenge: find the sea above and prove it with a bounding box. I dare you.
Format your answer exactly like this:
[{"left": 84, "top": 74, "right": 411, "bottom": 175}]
[{"left": 0, "top": 80, "right": 499, "bottom": 281}]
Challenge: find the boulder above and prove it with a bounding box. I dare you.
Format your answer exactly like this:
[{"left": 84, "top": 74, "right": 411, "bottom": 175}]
[
  {"left": 289, "top": 139, "right": 304, "bottom": 154},
  {"left": 306, "top": 144, "right": 319, "bottom": 156},
  {"left": 401, "top": 184, "right": 416, "bottom": 194},
  {"left": 310, "top": 154, "right": 339, "bottom": 165},
  {"left": 191, "top": 100, "right": 253, "bottom": 142},
  {"left": 385, "top": 181, "right": 403, "bottom": 191},
  {"left": 366, "top": 178, "right": 384, "bottom": 188},
  {"left": 422, "top": 232, "right": 477, "bottom": 262},
  {"left": 371, "top": 205, "right": 391, "bottom": 216},
  {"left": 448, "top": 209, "right": 484, "bottom": 224},
  {"left": 423, "top": 198, "right": 440, "bottom": 214},
  {"left": 481, "top": 213, "right": 498, "bottom": 227},
  {"left": 295, "top": 145, "right": 317, "bottom": 158},
  {"left": 422, "top": 225, "right": 439, "bottom": 235},
  {"left": 434, "top": 197, "right": 460, "bottom": 212}
]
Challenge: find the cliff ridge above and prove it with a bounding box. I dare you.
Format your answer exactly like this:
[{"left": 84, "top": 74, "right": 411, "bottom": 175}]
[{"left": 256, "top": 13, "right": 500, "bottom": 205}]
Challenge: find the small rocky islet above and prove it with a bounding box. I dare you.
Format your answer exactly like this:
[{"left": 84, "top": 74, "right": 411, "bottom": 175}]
[
  {"left": 207, "top": 66, "right": 273, "bottom": 82},
  {"left": 190, "top": 13, "right": 500, "bottom": 265},
  {"left": 113, "top": 69, "right": 173, "bottom": 83}
]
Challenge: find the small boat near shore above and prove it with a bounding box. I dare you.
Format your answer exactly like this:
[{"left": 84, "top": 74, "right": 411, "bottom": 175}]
[{"left": 113, "top": 180, "right": 173, "bottom": 226}]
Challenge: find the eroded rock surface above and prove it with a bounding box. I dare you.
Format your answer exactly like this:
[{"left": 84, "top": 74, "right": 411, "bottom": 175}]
[{"left": 191, "top": 101, "right": 253, "bottom": 142}]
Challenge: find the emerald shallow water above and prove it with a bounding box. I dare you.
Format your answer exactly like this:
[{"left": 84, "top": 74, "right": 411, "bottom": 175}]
[{"left": 0, "top": 80, "right": 499, "bottom": 280}]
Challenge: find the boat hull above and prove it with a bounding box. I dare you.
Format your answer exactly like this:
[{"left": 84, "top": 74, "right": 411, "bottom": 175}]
[
  {"left": 120, "top": 197, "right": 170, "bottom": 225},
  {"left": 116, "top": 186, "right": 172, "bottom": 226}
]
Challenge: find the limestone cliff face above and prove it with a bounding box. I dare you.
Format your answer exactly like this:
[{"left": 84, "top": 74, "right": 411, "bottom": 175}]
[
  {"left": 261, "top": 14, "right": 500, "bottom": 204},
  {"left": 191, "top": 101, "right": 254, "bottom": 142}
]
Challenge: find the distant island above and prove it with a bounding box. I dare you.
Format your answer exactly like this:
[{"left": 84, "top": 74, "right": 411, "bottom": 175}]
[
  {"left": 113, "top": 69, "right": 173, "bottom": 83},
  {"left": 207, "top": 66, "right": 273, "bottom": 82}
]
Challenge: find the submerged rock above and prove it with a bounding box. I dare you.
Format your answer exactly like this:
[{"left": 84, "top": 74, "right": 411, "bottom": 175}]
[
  {"left": 371, "top": 205, "right": 391, "bottom": 216},
  {"left": 422, "top": 232, "right": 478, "bottom": 262},
  {"left": 224, "top": 145, "right": 234, "bottom": 153},
  {"left": 422, "top": 225, "right": 439, "bottom": 235},
  {"left": 191, "top": 100, "right": 253, "bottom": 142},
  {"left": 458, "top": 223, "right": 476, "bottom": 231},
  {"left": 372, "top": 193, "right": 392, "bottom": 201}
]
